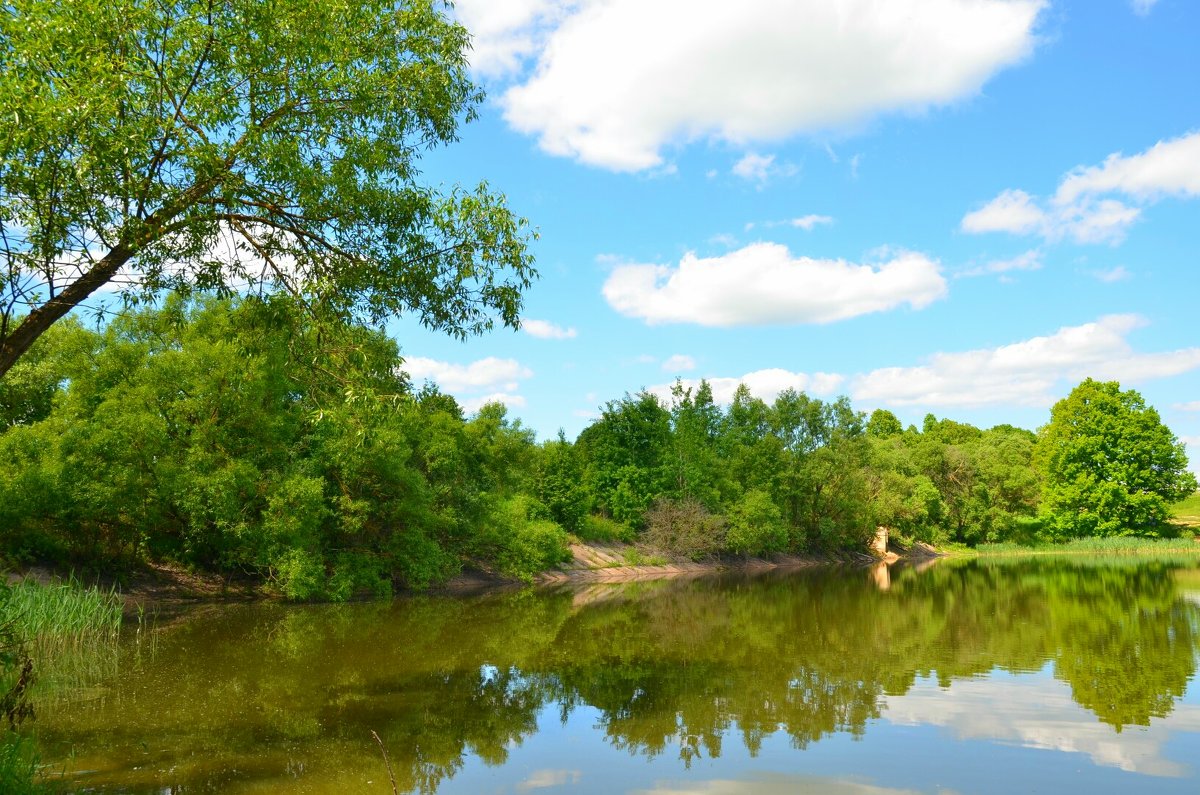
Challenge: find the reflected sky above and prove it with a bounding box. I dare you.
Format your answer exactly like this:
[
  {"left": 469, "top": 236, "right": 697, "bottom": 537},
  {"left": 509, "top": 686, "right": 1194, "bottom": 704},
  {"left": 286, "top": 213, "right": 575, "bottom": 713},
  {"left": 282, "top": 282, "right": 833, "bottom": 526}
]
[{"left": 32, "top": 556, "right": 1200, "bottom": 794}]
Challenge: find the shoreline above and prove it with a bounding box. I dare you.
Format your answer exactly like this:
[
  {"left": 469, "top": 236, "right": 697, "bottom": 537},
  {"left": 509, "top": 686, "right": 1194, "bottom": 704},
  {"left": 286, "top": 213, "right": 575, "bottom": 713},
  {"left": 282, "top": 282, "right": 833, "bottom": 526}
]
[{"left": 7, "top": 541, "right": 942, "bottom": 613}]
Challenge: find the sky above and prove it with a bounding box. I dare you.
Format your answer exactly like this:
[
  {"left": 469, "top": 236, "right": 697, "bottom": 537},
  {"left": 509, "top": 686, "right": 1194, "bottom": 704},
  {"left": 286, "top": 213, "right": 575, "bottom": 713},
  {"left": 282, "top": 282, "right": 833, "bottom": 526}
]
[{"left": 388, "top": 0, "right": 1200, "bottom": 466}]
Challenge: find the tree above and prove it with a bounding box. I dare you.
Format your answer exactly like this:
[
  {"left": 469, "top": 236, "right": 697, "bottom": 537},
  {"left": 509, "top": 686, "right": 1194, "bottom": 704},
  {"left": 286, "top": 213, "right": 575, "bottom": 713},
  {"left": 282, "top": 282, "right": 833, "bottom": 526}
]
[
  {"left": 0, "top": 0, "right": 534, "bottom": 377},
  {"left": 1035, "top": 378, "right": 1197, "bottom": 538}
]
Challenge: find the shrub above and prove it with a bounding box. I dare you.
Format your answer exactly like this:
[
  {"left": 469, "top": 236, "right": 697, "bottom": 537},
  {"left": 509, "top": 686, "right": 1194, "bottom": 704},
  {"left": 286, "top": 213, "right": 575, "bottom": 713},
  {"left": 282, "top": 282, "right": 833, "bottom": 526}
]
[
  {"left": 576, "top": 514, "right": 636, "bottom": 543},
  {"left": 643, "top": 497, "right": 725, "bottom": 561}
]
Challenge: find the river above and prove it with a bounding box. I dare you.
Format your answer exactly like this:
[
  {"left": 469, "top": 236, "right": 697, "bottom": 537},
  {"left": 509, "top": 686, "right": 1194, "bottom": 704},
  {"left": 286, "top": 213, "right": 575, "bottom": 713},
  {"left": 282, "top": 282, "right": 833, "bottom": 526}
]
[{"left": 34, "top": 555, "right": 1200, "bottom": 793}]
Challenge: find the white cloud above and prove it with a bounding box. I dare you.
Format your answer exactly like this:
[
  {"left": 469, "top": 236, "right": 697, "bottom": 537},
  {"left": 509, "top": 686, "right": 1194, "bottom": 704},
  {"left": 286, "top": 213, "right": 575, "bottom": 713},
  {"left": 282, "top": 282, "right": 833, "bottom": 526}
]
[
  {"left": 755, "top": 214, "right": 835, "bottom": 231},
  {"left": 789, "top": 214, "right": 834, "bottom": 231},
  {"left": 885, "top": 674, "right": 1200, "bottom": 777},
  {"left": 1091, "top": 265, "right": 1131, "bottom": 283},
  {"left": 957, "top": 249, "right": 1042, "bottom": 278},
  {"left": 963, "top": 131, "right": 1200, "bottom": 244},
  {"left": 518, "top": 769, "right": 582, "bottom": 793},
  {"left": 732, "top": 152, "right": 775, "bottom": 183},
  {"left": 649, "top": 369, "right": 844, "bottom": 406},
  {"left": 852, "top": 315, "right": 1200, "bottom": 408},
  {"left": 602, "top": 242, "right": 947, "bottom": 327},
  {"left": 452, "top": 0, "right": 571, "bottom": 78},
  {"left": 731, "top": 152, "right": 797, "bottom": 185},
  {"left": 403, "top": 360, "right": 530, "bottom": 396},
  {"left": 460, "top": 392, "right": 528, "bottom": 413},
  {"left": 961, "top": 191, "right": 1140, "bottom": 244},
  {"left": 522, "top": 318, "right": 578, "bottom": 339},
  {"left": 1174, "top": 401, "right": 1200, "bottom": 412},
  {"left": 1131, "top": 0, "right": 1160, "bottom": 15},
  {"left": 661, "top": 354, "right": 697, "bottom": 373},
  {"left": 1056, "top": 132, "right": 1200, "bottom": 204},
  {"left": 497, "top": 0, "right": 1045, "bottom": 171},
  {"left": 961, "top": 190, "right": 1047, "bottom": 236},
  {"left": 634, "top": 773, "right": 928, "bottom": 795}
]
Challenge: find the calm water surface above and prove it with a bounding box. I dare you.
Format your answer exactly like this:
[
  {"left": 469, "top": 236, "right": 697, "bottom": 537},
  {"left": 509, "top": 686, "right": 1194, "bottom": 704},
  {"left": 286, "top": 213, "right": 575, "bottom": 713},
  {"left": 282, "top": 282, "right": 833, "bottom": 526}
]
[{"left": 35, "top": 556, "right": 1200, "bottom": 793}]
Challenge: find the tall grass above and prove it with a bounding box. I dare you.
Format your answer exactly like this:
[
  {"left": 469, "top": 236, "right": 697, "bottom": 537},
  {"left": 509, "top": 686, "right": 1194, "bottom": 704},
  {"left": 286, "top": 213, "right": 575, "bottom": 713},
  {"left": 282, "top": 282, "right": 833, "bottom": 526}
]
[
  {"left": 977, "top": 535, "right": 1200, "bottom": 556},
  {"left": 3, "top": 576, "right": 123, "bottom": 648}
]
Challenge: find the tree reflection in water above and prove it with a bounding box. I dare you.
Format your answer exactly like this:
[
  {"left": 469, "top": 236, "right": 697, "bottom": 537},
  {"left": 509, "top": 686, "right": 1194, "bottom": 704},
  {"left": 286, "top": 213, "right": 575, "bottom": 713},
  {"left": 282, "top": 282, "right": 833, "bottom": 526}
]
[{"left": 35, "top": 557, "right": 1200, "bottom": 793}]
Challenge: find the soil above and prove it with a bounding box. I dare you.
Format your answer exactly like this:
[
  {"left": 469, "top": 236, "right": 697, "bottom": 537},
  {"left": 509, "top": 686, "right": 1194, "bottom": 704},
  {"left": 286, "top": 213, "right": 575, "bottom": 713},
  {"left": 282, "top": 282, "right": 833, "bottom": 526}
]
[{"left": 6, "top": 541, "right": 943, "bottom": 611}]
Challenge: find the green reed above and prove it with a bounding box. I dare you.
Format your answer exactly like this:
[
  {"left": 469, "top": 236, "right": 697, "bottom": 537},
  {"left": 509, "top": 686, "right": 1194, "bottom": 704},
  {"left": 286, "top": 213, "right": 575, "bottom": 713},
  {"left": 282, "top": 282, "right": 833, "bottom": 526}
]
[
  {"left": 3, "top": 576, "right": 122, "bottom": 647},
  {"left": 977, "top": 535, "right": 1200, "bottom": 556}
]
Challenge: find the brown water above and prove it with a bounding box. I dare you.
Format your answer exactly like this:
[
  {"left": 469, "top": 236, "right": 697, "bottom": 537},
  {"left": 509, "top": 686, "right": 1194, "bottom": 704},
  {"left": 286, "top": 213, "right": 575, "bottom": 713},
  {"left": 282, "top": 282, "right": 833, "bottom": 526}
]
[{"left": 33, "top": 556, "right": 1200, "bottom": 793}]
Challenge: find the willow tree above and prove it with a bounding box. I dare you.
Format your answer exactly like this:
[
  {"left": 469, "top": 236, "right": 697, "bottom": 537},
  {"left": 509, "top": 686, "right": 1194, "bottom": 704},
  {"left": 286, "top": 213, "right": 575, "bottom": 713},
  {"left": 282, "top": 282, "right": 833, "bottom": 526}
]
[{"left": 0, "top": 0, "right": 534, "bottom": 376}]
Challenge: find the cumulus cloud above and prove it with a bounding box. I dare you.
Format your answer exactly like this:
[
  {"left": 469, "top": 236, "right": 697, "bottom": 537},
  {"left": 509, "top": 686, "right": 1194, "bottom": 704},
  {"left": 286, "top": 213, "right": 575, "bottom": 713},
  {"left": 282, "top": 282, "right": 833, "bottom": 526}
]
[
  {"left": 494, "top": 0, "right": 1044, "bottom": 171},
  {"left": 522, "top": 318, "right": 578, "bottom": 339},
  {"left": 452, "top": 0, "right": 571, "bottom": 78},
  {"left": 402, "top": 356, "right": 532, "bottom": 413},
  {"left": 957, "top": 249, "right": 1042, "bottom": 278},
  {"left": 662, "top": 354, "right": 697, "bottom": 373},
  {"left": 961, "top": 190, "right": 1047, "bottom": 236},
  {"left": 460, "top": 392, "right": 528, "bottom": 413},
  {"left": 962, "top": 131, "right": 1200, "bottom": 244},
  {"left": 884, "top": 675, "right": 1200, "bottom": 777},
  {"left": 648, "top": 369, "right": 844, "bottom": 406},
  {"left": 602, "top": 242, "right": 947, "bottom": 326},
  {"left": 1055, "top": 132, "right": 1200, "bottom": 204},
  {"left": 851, "top": 315, "right": 1200, "bottom": 408}
]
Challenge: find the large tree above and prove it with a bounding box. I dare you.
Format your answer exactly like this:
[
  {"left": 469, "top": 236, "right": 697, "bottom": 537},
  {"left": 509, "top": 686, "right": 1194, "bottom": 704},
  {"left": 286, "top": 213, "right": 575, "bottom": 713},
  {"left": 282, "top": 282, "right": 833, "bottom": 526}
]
[
  {"left": 0, "top": 0, "right": 533, "bottom": 377},
  {"left": 1035, "top": 378, "right": 1197, "bottom": 538}
]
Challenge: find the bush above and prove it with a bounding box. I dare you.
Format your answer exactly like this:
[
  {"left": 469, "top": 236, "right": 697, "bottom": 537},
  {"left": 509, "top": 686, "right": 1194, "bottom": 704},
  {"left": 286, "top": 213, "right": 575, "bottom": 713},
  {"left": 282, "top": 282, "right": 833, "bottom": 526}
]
[
  {"left": 643, "top": 497, "right": 725, "bottom": 561},
  {"left": 576, "top": 514, "right": 636, "bottom": 543},
  {"left": 479, "top": 497, "right": 572, "bottom": 582},
  {"left": 725, "top": 490, "right": 787, "bottom": 556}
]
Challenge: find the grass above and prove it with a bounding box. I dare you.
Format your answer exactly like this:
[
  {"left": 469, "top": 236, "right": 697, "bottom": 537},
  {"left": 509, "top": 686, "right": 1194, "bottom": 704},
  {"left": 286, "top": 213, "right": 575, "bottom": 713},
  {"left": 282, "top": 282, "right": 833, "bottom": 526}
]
[
  {"left": 2, "top": 575, "right": 123, "bottom": 648},
  {"left": 975, "top": 535, "right": 1200, "bottom": 556},
  {"left": 1170, "top": 490, "right": 1200, "bottom": 529},
  {"left": 621, "top": 547, "right": 668, "bottom": 567}
]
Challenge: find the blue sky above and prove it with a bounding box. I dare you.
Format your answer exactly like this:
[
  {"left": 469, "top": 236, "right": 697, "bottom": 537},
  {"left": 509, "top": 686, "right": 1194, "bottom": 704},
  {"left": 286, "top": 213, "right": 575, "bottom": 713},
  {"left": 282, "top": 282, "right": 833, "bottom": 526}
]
[{"left": 388, "top": 0, "right": 1200, "bottom": 464}]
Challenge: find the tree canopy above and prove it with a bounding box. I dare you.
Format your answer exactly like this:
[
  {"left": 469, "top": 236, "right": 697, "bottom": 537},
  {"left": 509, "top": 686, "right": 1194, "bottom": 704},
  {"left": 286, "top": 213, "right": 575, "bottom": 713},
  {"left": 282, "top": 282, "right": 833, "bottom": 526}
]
[
  {"left": 1035, "top": 378, "right": 1197, "bottom": 538},
  {"left": 0, "top": 0, "right": 534, "bottom": 376}
]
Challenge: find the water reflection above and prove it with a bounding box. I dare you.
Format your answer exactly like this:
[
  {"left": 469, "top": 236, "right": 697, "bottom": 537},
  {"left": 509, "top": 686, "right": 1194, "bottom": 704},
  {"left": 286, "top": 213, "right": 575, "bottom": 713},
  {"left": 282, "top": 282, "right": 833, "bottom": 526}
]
[{"left": 34, "top": 557, "right": 1200, "bottom": 793}]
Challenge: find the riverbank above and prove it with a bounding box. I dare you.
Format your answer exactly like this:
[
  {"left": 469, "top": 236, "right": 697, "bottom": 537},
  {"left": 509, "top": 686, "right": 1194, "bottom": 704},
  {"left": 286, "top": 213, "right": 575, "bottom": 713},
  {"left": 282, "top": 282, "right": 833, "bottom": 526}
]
[
  {"left": 970, "top": 535, "right": 1200, "bottom": 557},
  {"left": 5, "top": 540, "right": 943, "bottom": 612}
]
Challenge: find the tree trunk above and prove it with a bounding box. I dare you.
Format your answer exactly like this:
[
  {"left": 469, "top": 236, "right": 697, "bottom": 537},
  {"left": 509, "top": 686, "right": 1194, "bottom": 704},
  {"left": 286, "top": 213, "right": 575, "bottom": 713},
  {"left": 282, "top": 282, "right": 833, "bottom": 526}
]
[{"left": 0, "top": 243, "right": 135, "bottom": 378}]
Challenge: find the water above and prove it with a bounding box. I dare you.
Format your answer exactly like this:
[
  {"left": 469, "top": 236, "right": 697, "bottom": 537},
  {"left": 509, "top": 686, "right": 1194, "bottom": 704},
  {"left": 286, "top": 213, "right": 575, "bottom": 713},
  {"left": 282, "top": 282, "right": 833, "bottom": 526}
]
[{"left": 34, "top": 556, "right": 1200, "bottom": 793}]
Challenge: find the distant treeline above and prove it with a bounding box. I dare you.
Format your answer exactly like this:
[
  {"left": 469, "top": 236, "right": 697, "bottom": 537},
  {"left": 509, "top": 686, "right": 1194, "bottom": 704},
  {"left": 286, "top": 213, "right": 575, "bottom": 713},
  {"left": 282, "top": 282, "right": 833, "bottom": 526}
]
[{"left": 0, "top": 297, "right": 1192, "bottom": 599}]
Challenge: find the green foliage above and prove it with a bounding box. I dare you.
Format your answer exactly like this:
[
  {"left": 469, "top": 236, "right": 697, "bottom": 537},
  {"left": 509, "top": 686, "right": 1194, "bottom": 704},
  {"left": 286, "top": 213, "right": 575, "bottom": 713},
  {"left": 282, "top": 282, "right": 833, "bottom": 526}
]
[
  {"left": 535, "top": 435, "right": 591, "bottom": 533},
  {"left": 0, "top": 0, "right": 535, "bottom": 376},
  {"left": 3, "top": 577, "right": 122, "bottom": 646},
  {"left": 0, "top": 296, "right": 554, "bottom": 596},
  {"left": 478, "top": 497, "right": 571, "bottom": 582},
  {"left": 1036, "top": 379, "right": 1197, "bottom": 539},
  {"left": 725, "top": 490, "right": 787, "bottom": 556},
  {"left": 0, "top": 582, "right": 37, "bottom": 793},
  {"left": 576, "top": 515, "right": 636, "bottom": 544},
  {"left": 866, "top": 408, "right": 904, "bottom": 439}
]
